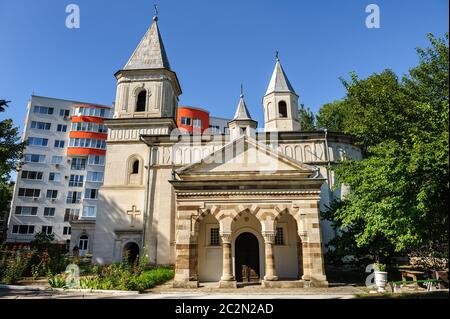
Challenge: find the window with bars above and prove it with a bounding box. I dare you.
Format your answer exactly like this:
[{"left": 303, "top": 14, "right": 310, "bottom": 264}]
[
  {"left": 275, "top": 227, "right": 285, "bottom": 246},
  {"left": 210, "top": 228, "right": 220, "bottom": 246}
]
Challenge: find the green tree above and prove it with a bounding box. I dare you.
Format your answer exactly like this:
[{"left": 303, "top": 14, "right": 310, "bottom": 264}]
[
  {"left": 0, "top": 100, "right": 23, "bottom": 241},
  {"left": 299, "top": 104, "right": 316, "bottom": 131},
  {"left": 316, "top": 100, "right": 349, "bottom": 132},
  {"left": 322, "top": 33, "right": 449, "bottom": 263}
]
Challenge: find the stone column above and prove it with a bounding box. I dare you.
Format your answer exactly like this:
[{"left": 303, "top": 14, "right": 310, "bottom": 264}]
[
  {"left": 263, "top": 232, "right": 278, "bottom": 281},
  {"left": 219, "top": 232, "right": 237, "bottom": 288},
  {"left": 173, "top": 208, "right": 199, "bottom": 288},
  {"left": 300, "top": 200, "right": 328, "bottom": 288}
]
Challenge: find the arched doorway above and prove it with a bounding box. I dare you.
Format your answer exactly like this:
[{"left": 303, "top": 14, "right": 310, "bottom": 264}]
[
  {"left": 123, "top": 242, "right": 140, "bottom": 263},
  {"left": 78, "top": 235, "right": 89, "bottom": 257},
  {"left": 235, "top": 233, "right": 260, "bottom": 282}
]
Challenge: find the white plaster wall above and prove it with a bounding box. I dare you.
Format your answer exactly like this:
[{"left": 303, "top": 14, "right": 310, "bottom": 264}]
[
  {"left": 198, "top": 214, "right": 222, "bottom": 282},
  {"left": 273, "top": 214, "right": 299, "bottom": 279}
]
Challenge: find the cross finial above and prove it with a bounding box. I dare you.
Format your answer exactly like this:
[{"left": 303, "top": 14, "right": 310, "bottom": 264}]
[
  {"left": 276, "top": 50, "right": 279, "bottom": 62},
  {"left": 240, "top": 83, "right": 244, "bottom": 97},
  {"left": 153, "top": 4, "right": 159, "bottom": 21}
]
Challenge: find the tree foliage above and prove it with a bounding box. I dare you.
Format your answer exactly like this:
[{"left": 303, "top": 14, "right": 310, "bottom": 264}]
[
  {"left": 322, "top": 33, "right": 449, "bottom": 263},
  {"left": 0, "top": 100, "right": 23, "bottom": 239},
  {"left": 316, "top": 100, "right": 349, "bottom": 132},
  {"left": 299, "top": 104, "right": 316, "bottom": 131}
]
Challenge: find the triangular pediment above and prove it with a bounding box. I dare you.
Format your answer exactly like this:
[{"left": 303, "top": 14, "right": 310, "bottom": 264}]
[{"left": 175, "top": 136, "right": 319, "bottom": 180}]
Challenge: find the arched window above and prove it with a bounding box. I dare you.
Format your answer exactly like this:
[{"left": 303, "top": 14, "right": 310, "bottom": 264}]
[
  {"left": 128, "top": 155, "right": 143, "bottom": 185},
  {"left": 132, "top": 160, "right": 139, "bottom": 174},
  {"left": 136, "top": 91, "right": 146, "bottom": 112},
  {"left": 278, "top": 101, "right": 288, "bottom": 118}
]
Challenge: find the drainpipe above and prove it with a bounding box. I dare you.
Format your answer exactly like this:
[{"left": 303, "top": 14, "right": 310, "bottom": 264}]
[{"left": 140, "top": 136, "right": 153, "bottom": 264}]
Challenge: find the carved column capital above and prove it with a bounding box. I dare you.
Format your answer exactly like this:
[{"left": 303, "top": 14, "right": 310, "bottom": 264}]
[
  {"left": 220, "top": 232, "right": 232, "bottom": 244},
  {"left": 263, "top": 232, "right": 276, "bottom": 244},
  {"left": 299, "top": 231, "right": 308, "bottom": 242}
]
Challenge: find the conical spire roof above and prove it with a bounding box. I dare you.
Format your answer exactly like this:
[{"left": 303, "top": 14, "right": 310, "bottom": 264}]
[
  {"left": 265, "top": 57, "right": 295, "bottom": 95},
  {"left": 124, "top": 16, "right": 171, "bottom": 70},
  {"left": 233, "top": 92, "right": 252, "bottom": 121}
]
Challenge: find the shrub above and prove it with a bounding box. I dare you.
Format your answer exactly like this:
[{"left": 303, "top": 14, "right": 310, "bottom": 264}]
[
  {"left": 374, "top": 263, "right": 387, "bottom": 272},
  {"left": 48, "top": 273, "right": 67, "bottom": 289},
  {"left": 0, "top": 248, "right": 33, "bottom": 284}
]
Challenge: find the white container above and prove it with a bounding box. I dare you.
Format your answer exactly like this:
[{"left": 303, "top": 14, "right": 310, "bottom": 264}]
[{"left": 374, "top": 271, "right": 388, "bottom": 292}]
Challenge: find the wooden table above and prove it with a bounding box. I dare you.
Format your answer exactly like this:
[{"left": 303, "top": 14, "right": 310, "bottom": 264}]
[{"left": 400, "top": 270, "right": 426, "bottom": 288}]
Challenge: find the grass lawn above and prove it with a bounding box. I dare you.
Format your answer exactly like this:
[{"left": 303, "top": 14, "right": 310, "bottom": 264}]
[{"left": 356, "top": 291, "right": 449, "bottom": 299}]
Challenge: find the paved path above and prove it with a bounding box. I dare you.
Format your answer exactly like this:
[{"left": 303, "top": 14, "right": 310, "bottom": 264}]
[{"left": 0, "top": 288, "right": 357, "bottom": 299}]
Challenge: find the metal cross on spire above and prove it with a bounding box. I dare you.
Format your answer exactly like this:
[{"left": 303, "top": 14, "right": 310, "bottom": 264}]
[
  {"left": 153, "top": 3, "right": 159, "bottom": 21},
  {"left": 276, "top": 50, "right": 280, "bottom": 62},
  {"left": 240, "top": 83, "right": 244, "bottom": 97}
]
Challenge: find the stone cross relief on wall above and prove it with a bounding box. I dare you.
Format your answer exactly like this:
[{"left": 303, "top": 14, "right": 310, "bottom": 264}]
[{"left": 126, "top": 205, "right": 142, "bottom": 228}]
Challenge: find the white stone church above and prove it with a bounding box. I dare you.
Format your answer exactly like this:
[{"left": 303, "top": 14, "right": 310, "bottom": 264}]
[{"left": 92, "top": 14, "right": 362, "bottom": 288}]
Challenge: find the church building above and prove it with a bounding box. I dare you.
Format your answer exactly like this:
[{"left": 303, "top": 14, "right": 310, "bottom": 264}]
[{"left": 92, "top": 13, "right": 362, "bottom": 288}]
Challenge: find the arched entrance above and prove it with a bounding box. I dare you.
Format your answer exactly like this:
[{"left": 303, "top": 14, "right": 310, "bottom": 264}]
[
  {"left": 123, "top": 242, "right": 140, "bottom": 263},
  {"left": 78, "top": 235, "right": 89, "bottom": 257},
  {"left": 235, "top": 232, "right": 260, "bottom": 282}
]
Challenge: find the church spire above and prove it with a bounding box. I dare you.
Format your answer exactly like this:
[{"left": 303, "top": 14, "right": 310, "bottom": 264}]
[
  {"left": 233, "top": 84, "right": 253, "bottom": 120},
  {"left": 265, "top": 52, "right": 295, "bottom": 96},
  {"left": 124, "top": 9, "right": 171, "bottom": 70}
]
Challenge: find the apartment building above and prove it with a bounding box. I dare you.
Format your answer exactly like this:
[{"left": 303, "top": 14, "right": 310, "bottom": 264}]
[{"left": 7, "top": 95, "right": 110, "bottom": 256}]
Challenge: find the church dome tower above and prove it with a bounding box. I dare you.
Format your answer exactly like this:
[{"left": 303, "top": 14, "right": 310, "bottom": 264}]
[
  {"left": 263, "top": 54, "right": 300, "bottom": 132},
  {"left": 113, "top": 13, "right": 181, "bottom": 127}
]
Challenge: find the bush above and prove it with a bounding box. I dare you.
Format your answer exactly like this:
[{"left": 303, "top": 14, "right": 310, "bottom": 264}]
[
  {"left": 0, "top": 248, "right": 34, "bottom": 284},
  {"left": 48, "top": 273, "right": 67, "bottom": 289}
]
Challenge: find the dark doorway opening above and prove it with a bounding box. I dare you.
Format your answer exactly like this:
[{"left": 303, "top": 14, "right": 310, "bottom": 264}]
[
  {"left": 124, "top": 242, "right": 140, "bottom": 264},
  {"left": 235, "top": 233, "right": 260, "bottom": 282}
]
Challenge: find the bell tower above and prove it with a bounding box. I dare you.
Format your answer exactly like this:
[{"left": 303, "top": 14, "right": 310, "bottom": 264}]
[
  {"left": 228, "top": 86, "right": 257, "bottom": 141},
  {"left": 113, "top": 13, "right": 181, "bottom": 126},
  {"left": 263, "top": 54, "right": 300, "bottom": 132}
]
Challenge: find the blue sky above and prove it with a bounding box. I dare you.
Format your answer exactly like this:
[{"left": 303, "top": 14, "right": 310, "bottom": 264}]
[{"left": 0, "top": 0, "right": 448, "bottom": 130}]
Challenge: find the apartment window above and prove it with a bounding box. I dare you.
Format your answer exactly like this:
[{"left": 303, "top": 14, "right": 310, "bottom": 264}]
[
  {"left": 21, "top": 171, "right": 43, "bottom": 180},
  {"left": 44, "top": 207, "right": 56, "bottom": 217},
  {"left": 18, "top": 188, "right": 40, "bottom": 198},
  {"left": 82, "top": 206, "right": 97, "bottom": 218},
  {"left": 210, "top": 227, "right": 220, "bottom": 246},
  {"left": 84, "top": 188, "right": 98, "bottom": 200},
  {"left": 54, "top": 140, "right": 65, "bottom": 148},
  {"left": 66, "top": 191, "right": 82, "bottom": 204},
  {"left": 41, "top": 226, "right": 53, "bottom": 235},
  {"left": 27, "top": 137, "right": 49, "bottom": 147},
  {"left": 15, "top": 206, "right": 38, "bottom": 216},
  {"left": 49, "top": 172, "right": 61, "bottom": 182},
  {"left": 12, "top": 225, "right": 35, "bottom": 235},
  {"left": 275, "top": 227, "right": 285, "bottom": 246},
  {"left": 46, "top": 190, "right": 58, "bottom": 200},
  {"left": 64, "top": 208, "right": 80, "bottom": 222},
  {"left": 87, "top": 171, "right": 104, "bottom": 183},
  {"left": 88, "top": 155, "right": 105, "bottom": 166},
  {"left": 30, "top": 121, "right": 51, "bottom": 131},
  {"left": 74, "top": 107, "right": 109, "bottom": 118},
  {"left": 71, "top": 158, "right": 86, "bottom": 170},
  {"left": 51, "top": 156, "right": 63, "bottom": 165},
  {"left": 59, "top": 109, "right": 70, "bottom": 117},
  {"left": 71, "top": 122, "right": 107, "bottom": 134},
  {"left": 57, "top": 124, "right": 68, "bottom": 132},
  {"left": 181, "top": 117, "right": 192, "bottom": 126},
  {"left": 69, "top": 175, "right": 84, "bottom": 187},
  {"left": 33, "top": 106, "right": 54, "bottom": 115},
  {"left": 63, "top": 227, "right": 72, "bottom": 235},
  {"left": 24, "top": 154, "right": 46, "bottom": 163},
  {"left": 193, "top": 119, "right": 202, "bottom": 128},
  {"left": 69, "top": 138, "right": 106, "bottom": 149}
]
